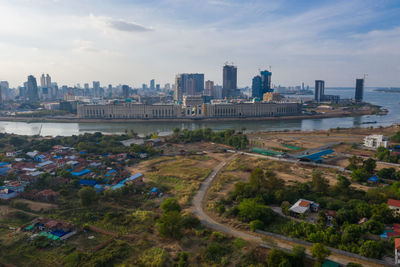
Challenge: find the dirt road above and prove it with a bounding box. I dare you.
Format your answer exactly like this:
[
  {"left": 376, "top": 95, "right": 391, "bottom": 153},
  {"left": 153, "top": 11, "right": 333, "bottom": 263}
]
[{"left": 191, "top": 153, "right": 393, "bottom": 267}]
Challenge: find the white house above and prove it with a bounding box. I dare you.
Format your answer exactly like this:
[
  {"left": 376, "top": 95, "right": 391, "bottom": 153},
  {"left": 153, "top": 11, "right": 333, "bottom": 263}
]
[
  {"left": 363, "top": 134, "right": 389, "bottom": 149},
  {"left": 289, "top": 199, "right": 319, "bottom": 216}
]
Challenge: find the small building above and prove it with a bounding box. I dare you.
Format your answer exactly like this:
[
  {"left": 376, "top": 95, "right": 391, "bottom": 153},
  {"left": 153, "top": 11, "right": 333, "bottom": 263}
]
[
  {"left": 94, "top": 184, "right": 105, "bottom": 193},
  {"left": 0, "top": 188, "right": 18, "bottom": 199},
  {"left": 71, "top": 169, "right": 91, "bottom": 177},
  {"left": 324, "top": 210, "right": 337, "bottom": 225},
  {"left": 297, "top": 149, "right": 334, "bottom": 163},
  {"left": 367, "top": 175, "right": 379, "bottom": 184},
  {"left": 121, "top": 138, "right": 145, "bottom": 147},
  {"left": 364, "top": 134, "right": 389, "bottom": 149},
  {"left": 289, "top": 199, "right": 319, "bottom": 216},
  {"left": 150, "top": 187, "right": 162, "bottom": 197},
  {"left": 78, "top": 179, "right": 97, "bottom": 186},
  {"left": 388, "top": 199, "right": 400, "bottom": 215},
  {"left": 395, "top": 238, "right": 400, "bottom": 264}
]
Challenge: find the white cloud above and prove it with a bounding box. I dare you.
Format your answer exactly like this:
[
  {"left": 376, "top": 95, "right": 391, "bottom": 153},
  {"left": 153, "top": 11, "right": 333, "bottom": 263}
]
[{"left": 0, "top": 0, "right": 399, "bottom": 87}]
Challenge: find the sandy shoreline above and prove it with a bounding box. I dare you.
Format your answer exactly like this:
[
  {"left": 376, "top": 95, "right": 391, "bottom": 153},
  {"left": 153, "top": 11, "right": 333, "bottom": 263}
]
[{"left": 0, "top": 109, "right": 380, "bottom": 124}]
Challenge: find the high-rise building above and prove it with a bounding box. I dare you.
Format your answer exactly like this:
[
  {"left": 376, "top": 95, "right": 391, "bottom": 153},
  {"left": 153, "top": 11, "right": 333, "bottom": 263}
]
[
  {"left": 164, "top": 83, "right": 171, "bottom": 91},
  {"left": 122, "top": 85, "right": 130, "bottom": 99},
  {"left": 40, "top": 74, "right": 46, "bottom": 88},
  {"left": 355, "top": 78, "right": 364, "bottom": 103},
  {"left": 174, "top": 75, "right": 183, "bottom": 102},
  {"left": 205, "top": 80, "right": 214, "bottom": 96},
  {"left": 222, "top": 64, "right": 237, "bottom": 99},
  {"left": 174, "top": 73, "right": 205, "bottom": 100},
  {"left": 0, "top": 81, "right": 9, "bottom": 101},
  {"left": 46, "top": 74, "right": 51, "bottom": 88},
  {"left": 150, "top": 79, "right": 155, "bottom": 90},
  {"left": 0, "top": 84, "right": 2, "bottom": 103},
  {"left": 26, "top": 75, "right": 39, "bottom": 102},
  {"left": 40, "top": 74, "right": 51, "bottom": 88},
  {"left": 260, "top": 70, "right": 272, "bottom": 93},
  {"left": 156, "top": 84, "right": 160, "bottom": 91},
  {"left": 251, "top": 75, "right": 262, "bottom": 99},
  {"left": 314, "top": 80, "right": 325, "bottom": 102},
  {"left": 142, "top": 84, "right": 147, "bottom": 90},
  {"left": 93, "top": 81, "right": 100, "bottom": 97}
]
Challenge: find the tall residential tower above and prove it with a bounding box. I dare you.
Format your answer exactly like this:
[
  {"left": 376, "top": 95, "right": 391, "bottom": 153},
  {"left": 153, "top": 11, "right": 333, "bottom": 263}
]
[
  {"left": 314, "top": 80, "right": 325, "bottom": 102},
  {"left": 355, "top": 78, "right": 364, "bottom": 103},
  {"left": 222, "top": 64, "right": 237, "bottom": 99}
]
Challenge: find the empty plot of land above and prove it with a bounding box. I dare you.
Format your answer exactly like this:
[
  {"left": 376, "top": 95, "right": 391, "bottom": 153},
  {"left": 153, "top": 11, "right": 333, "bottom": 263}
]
[{"left": 12, "top": 199, "right": 57, "bottom": 212}]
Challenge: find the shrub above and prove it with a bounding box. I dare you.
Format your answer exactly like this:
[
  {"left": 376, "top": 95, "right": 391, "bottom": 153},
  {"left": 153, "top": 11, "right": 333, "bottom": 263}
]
[
  {"left": 161, "top": 198, "right": 181, "bottom": 213},
  {"left": 249, "top": 220, "right": 264, "bottom": 231},
  {"left": 138, "top": 247, "right": 169, "bottom": 267}
]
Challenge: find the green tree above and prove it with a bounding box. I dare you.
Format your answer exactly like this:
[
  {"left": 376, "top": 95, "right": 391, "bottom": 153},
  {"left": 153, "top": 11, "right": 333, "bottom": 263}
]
[
  {"left": 347, "top": 155, "right": 362, "bottom": 170},
  {"left": 266, "top": 248, "right": 287, "bottom": 267},
  {"left": 362, "top": 158, "right": 376, "bottom": 174},
  {"left": 9, "top": 136, "right": 26, "bottom": 147},
  {"left": 359, "top": 240, "right": 383, "bottom": 258},
  {"left": 336, "top": 174, "right": 351, "bottom": 189},
  {"left": 78, "top": 187, "right": 97, "bottom": 206},
  {"left": 291, "top": 246, "right": 306, "bottom": 267},
  {"left": 311, "top": 171, "right": 329, "bottom": 194},
  {"left": 138, "top": 247, "right": 169, "bottom": 267},
  {"left": 281, "top": 201, "right": 290, "bottom": 215},
  {"left": 249, "top": 168, "right": 266, "bottom": 189},
  {"left": 156, "top": 211, "right": 182, "bottom": 239},
  {"left": 238, "top": 198, "right": 274, "bottom": 223},
  {"left": 311, "top": 243, "right": 330, "bottom": 267},
  {"left": 204, "top": 242, "right": 231, "bottom": 264},
  {"left": 377, "top": 168, "right": 396, "bottom": 180},
  {"left": 351, "top": 168, "right": 370, "bottom": 182},
  {"left": 161, "top": 198, "right": 181, "bottom": 213},
  {"left": 249, "top": 220, "right": 264, "bottom": 231}
]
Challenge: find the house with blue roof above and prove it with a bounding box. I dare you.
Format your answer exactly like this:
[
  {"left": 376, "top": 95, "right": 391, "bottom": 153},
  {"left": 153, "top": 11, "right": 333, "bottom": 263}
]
[
  {"left": 0, "top": 189, "right": 18, "bottom": 199},
  {"left": 71, "top": 169, "right": 91, "bottom": 177},
  {"left": 0, "top": 162, "right": 10, "bottom": 168},
  {"left": 297, "top": 149, "right": 335, "bottom": 163},
  {"left": 368, "top": 175, "right": 379, "bottom": 184},
  {"left": 78, "top": 179, "right": 97, "bottom": 186},
  {"left": 109, "top": 173, "right": 144, "bottom": 190}
]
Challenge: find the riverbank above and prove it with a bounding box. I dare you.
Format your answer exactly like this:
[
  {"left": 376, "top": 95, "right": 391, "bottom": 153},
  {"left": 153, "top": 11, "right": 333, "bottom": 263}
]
[{"left": 0, "top": 107, "right": 383, "bottom": 123}]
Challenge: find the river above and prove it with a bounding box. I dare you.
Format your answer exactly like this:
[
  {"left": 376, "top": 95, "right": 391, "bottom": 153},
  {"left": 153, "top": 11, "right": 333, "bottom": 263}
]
[{"left": 0, "top": 87, "right": 399, "bottom": 136}]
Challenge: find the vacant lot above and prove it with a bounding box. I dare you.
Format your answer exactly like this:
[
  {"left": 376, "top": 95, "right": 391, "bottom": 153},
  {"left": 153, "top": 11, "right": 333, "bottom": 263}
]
[
  {"left": 248, "top": 125, "right": 400, "bottom": 155},
  {"left": 12, "top": 199, "right": 57, "bottom": 212},
  {"left": 129, "top": 154, "right": 226, "bottom": 205}
]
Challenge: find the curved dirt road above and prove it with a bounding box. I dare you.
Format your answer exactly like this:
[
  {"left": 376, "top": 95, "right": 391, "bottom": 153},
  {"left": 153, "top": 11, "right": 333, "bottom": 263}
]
[
  {"left": 191, "top": 153, "right": 392, "bottom": 267},
  {"left": 191, "top": 154, "right": 262, "bottom": 242}
]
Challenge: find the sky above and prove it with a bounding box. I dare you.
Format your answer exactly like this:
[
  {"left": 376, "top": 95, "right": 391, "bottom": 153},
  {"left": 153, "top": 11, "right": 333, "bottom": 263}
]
[{"left": 0, "top": 0, "right": 400, "bottom": 88}]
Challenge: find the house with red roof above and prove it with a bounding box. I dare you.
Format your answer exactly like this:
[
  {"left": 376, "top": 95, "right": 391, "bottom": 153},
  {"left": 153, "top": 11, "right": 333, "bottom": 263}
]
[
  {"left": 388, "top": 199, "right": 400, "bottom": 215},
  {"left": 289, "top": 199, "right": 319, "bottom": 216}
]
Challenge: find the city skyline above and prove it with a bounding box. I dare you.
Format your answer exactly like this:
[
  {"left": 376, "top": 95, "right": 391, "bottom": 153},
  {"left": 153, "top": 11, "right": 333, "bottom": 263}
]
[{"left": 0, "top": 0, "right": 400, "bottom": 87}]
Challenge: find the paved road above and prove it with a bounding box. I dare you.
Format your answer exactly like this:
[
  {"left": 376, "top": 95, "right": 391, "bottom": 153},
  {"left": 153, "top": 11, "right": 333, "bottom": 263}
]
[{"left": 191, "top": 152, "right": 393, "bottom": 267}]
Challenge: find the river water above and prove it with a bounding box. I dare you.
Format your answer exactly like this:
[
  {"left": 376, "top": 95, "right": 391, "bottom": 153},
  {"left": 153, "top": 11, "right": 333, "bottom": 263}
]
[{"left": 0, "top": 88, "right": 399, "bottom": 136}]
